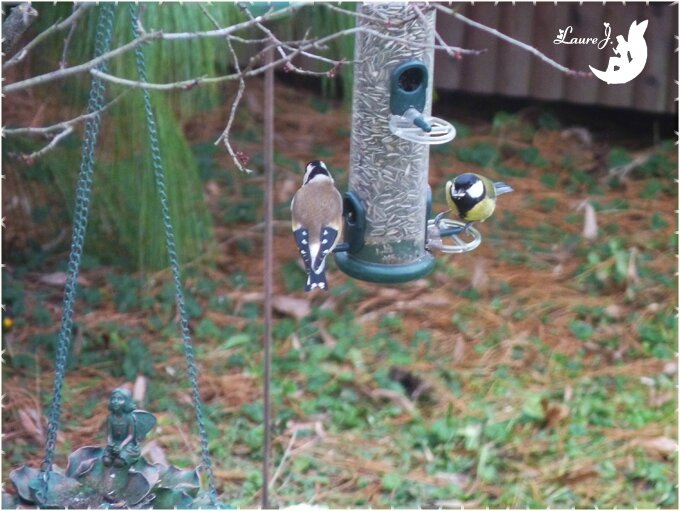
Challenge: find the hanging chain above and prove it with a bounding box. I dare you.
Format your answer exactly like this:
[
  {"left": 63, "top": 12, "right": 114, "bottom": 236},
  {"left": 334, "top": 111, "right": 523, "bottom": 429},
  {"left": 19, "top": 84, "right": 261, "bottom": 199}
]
[
  {"left": 37, "top": 3, "right": 116, "bottom": 505},
  {"left": 128, "top": 5, "right": 218, "bottom": 505}
]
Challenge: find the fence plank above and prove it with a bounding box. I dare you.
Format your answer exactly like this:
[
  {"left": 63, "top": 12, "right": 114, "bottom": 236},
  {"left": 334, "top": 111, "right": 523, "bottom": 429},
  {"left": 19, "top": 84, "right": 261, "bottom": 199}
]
[
  {"left": 529, "top": 3, "right": 569, "bottom": 101},
  {"left": 460, "top": 2, "right": 500, "bottom": 94},
  {"left": 633, "top": 3, "right": 675, "bottom": 112},
  {"left": 597, "top": 2, "right": 642, "bottom": 109},
  {"left": 429, "top": 3, "right": 676, "bottom": 113},
  {"left": 433, "top": 4, "right": 468, "bottom": 91},
  {"left": 564, "top": 3, "right": 606, "bottom": 105},
  {"left": 496, "top": 3, "right": 534, "bottom": 97}
]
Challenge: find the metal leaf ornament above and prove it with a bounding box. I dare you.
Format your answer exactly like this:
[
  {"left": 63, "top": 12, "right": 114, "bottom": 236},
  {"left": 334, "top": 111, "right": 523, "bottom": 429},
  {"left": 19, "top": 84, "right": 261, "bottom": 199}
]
[{"left": 5, "top": 388, "right": 208, "bottom": 509}]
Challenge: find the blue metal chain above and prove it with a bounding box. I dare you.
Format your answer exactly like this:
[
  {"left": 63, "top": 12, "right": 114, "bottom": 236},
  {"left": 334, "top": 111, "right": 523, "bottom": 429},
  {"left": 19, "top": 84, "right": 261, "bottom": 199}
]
[
  {"left": 37, "top": 3, "right": 116, "bottom": 505},
  {"left": 128, "top": 4, "right": 218, "bottom": 506}
]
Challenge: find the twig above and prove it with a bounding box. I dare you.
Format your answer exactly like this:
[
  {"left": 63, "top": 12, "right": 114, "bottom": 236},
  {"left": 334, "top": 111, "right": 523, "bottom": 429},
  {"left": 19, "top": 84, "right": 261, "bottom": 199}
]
[
  {"left": 3, "top": 3, "right": 89, "bottom": 69},
  {"left": 2, "top": 4, "right": 303, "bottom": 94},
  {"left": 325, "top": 2, "right": 424, "bottom": 28},
  {"left": 242, "top": 4, "right": 348, "bottom": 75},
  {"left": 2, "top": 2, "right": 39, "bottom": 55},
  {"left": 323, "top": 3, "right": 391, "bottom": 26},
  {"left": 269, "top": 430, "right": 298, "bottom": 492},
  {"left": 5, "top": 9, "right": 488, "bottom": 95},
  {"left": 200, "top": 4, "right": 253, "bottom": 173},
  {"left": 4, "top": 30, "right": 163, "bottom": 94},
  {"left": 4, "top": 91, "right": 129, "bottom": 135},
  {"left": 87, "top": 25, "right": 482, "bottom": 92},
  {"left": 161, "top": 4, "right": 303, "bottom": 41},
  {"left": 4, "top": 91, "right": 129, "bottom": 161},
  {"left": 59, "top": 6, "right": 81, "bottom": 69},
  {"left": 434, "top": 3, "right": 591, "bottom": 76},
  {"left": 412, "top": 4, "right": 465, "bottom": 60},
  {"left": 19, "top": 126, "right": 74, "bottom": 163}
]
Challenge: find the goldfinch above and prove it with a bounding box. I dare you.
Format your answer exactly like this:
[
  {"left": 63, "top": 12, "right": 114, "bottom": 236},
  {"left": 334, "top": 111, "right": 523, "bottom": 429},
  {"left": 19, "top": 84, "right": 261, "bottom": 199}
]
[{"left": 291, "top": 161, "right": 343, "bottom": 291}]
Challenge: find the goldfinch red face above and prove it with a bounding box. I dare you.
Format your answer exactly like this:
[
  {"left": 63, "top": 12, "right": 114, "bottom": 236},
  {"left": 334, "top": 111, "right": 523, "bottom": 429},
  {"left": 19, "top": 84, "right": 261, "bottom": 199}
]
[{"left": 304, "top": 160, "right": 333, "bottom": 184}]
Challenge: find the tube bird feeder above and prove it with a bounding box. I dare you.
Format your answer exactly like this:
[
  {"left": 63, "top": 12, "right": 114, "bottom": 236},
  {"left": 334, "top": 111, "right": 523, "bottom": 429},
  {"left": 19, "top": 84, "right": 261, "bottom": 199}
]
[{"left": 335, "top": 3, "right": 456, "bottom": 284}]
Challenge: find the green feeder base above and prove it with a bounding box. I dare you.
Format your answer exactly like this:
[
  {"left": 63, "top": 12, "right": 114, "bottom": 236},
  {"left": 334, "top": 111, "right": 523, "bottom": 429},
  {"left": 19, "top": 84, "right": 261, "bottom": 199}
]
[{"left": 335, "top": 252, "right": 435, "bottom": 284}]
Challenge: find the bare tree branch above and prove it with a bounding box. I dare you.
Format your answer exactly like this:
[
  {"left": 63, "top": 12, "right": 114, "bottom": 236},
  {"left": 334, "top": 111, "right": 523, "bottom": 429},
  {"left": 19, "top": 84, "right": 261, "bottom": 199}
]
[
  {"left": 242, "top": 5, "right": 343, "bottom": 77},
  {"left": 3, "top": 30, "right": 163, "bottom": 93},
  {"left": 199, "top": 4, "right": 253, "bottom": 173},
  {"left": 412, "top": 4, "right": 469, "bottom": 60},
  {"left": 4, "top": 91, "right": 128, "bottom": 136},
  {"left": 3, "top": 91, "right": 129, "bottom": 162},
  {"left": 20, "top": 126, "right": 74, "bottom": 163},
  {"left": 5, "top": 3, "right": 498, "bottom": 96},
  {"left": 1, "top": 1, "right": 592, "bottom": 160},
  {"left": 83, "top": 24, "right": 485, "bottom": 93},
  {"left": 3, "top": 3, "right": 89, "bottom": 69},
  {"left": 60, "top": 7, "right": 82, "bottom": 69},
  {"left": 2, "top": 4, "right": 304, "bottom": 94},
  {"left": 433, "top": 3, "right": 592, "bottom": 76}
]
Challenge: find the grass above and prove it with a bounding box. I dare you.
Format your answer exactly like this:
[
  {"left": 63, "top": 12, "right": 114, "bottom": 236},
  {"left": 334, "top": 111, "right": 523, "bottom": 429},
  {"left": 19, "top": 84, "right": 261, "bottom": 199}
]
[{"left": 2, "top": 81, "right": 677, "bottom": 508}]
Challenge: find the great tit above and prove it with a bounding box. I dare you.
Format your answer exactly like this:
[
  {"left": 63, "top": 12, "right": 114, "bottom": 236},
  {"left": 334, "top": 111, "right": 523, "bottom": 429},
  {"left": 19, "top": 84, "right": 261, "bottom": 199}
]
[
  {"left": 291, "top": 160, "right": 343, "bottom": 291},
  {"left": 445, "top": 173, "right": 513, "bottom": 227}
]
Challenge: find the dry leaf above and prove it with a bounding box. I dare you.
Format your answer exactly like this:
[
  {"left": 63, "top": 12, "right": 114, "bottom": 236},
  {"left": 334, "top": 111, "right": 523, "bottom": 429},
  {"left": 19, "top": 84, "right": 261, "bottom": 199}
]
[
  {"left": 637, "top": 437, "right": 678, "bottom": 457},
  {"left": 541, "top": 398, "right": 570, "bottom": 429},
  {"left": 371, "top": 388, "right": 416, "bottom": 414},
  {"left": 317, "top": 325, "right": 337, "bottom": 347},
  {"left": 39, "top": 272, "right": 90, "bottom": 287},
  {"left": 578, "top": 201, "right": 598, "bottom": 241},
  {"left": 272, "top": 295, "right": 311, "bottom": 320},
  {"left": 561, "top": 127, "right": 593, "bottom": 146},
  {"left": 452, "top": 334, "right": 466, "bottom": 363},
  {"left": 133, "top": 375, "right": 147, "bottom": 404},
  {"left": 142, "top": 440, "right": 167, "bottom": 466},
  {"left": 18, "top": 408, "right": 45, "bottom": 444},
  {"left": 471, "top": 259, "right": 489, "bottom": 291},
  {"left": 604, "top": 304, "right": 624, "bottom": 319},
  {"left": 649, "top": 391, "right": 674, "bottom": 408},
  {"left": 433, "top": 500, "right": 464, "bottom": 508},
  {"left": 435, "top": 472, "right": 472, "bottom": 486},
  {"left": 557, "top": 464, "right": 598, "bottom": 484},
  {"left": 663, "top": 362, "right": 677, "bottom": 375}
]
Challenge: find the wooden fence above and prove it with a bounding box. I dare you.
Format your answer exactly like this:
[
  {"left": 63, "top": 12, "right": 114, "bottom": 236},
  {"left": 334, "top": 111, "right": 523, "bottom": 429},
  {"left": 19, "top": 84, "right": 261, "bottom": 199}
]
[{"left": 434, "top": 2, "right": 677, "bottom": 113}]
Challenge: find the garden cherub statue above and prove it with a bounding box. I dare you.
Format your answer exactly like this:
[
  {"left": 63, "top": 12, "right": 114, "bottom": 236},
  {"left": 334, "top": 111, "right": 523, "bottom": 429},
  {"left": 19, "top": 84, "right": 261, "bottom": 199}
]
[{"left": 103, "top": 387, "right": 157, "bottom": 468}]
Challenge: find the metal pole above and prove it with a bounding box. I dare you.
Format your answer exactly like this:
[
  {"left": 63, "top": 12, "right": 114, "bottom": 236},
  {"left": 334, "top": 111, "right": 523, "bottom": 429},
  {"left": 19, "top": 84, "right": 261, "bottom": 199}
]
[
  {"left": 262, "top": 46, "right": 274, "bottom": 510},
  {"left": 335, "top": 3, "right": 437, "bottom": 284}
]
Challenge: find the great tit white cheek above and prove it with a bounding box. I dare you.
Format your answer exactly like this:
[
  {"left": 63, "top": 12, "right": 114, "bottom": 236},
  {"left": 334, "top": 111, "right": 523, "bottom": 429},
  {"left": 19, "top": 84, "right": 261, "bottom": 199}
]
[{"left": 468, "top": 180, "right": 484, "bottom": 199}]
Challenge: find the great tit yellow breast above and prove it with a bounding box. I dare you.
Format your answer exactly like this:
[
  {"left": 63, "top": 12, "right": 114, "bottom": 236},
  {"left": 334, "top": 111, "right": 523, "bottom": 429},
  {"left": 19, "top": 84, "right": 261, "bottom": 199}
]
[
  {"left": 461, "top": 197, "right": 496, "bottom": 222},
  {"left": 446, "top": 175, "right": 497, "bottom": 222}
]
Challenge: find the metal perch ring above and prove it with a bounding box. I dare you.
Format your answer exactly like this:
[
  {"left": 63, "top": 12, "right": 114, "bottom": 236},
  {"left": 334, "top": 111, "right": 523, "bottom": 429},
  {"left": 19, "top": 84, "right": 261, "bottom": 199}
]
[
  {"left": 426, "top": 215, "right": 482, "bottom": 254},
  {"left": 388, "top": 114, "right": 456, "bottom": 145}
]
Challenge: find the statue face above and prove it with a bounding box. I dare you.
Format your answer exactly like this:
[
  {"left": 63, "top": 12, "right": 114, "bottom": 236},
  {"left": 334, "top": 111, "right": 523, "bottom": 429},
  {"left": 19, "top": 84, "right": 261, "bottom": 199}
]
[
  {"left": 110, "top": 389, "right": 131, "bottom": 412},
  {"left": 110, "top": 393, "right": 126, "bottom": 411}
]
